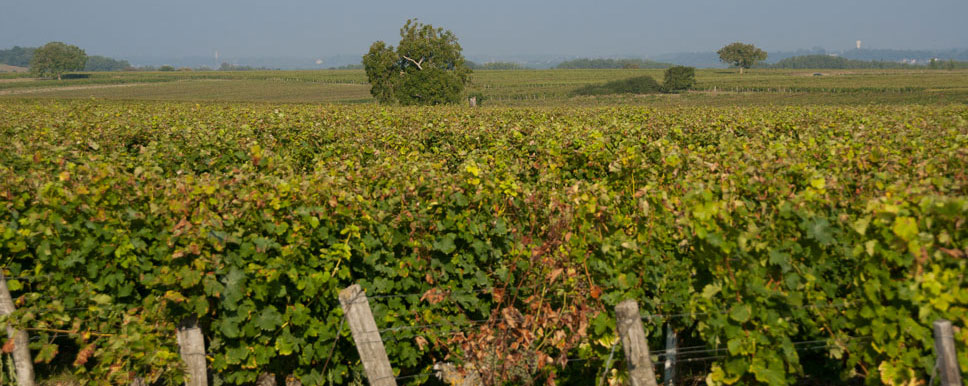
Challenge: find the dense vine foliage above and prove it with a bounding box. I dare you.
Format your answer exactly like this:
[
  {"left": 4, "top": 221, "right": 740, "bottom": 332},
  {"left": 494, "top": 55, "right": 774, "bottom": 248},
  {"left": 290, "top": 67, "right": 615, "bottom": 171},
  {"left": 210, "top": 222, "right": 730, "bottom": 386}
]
[{"left": 0, "top": 100, "right": 965, "bottom": 384}]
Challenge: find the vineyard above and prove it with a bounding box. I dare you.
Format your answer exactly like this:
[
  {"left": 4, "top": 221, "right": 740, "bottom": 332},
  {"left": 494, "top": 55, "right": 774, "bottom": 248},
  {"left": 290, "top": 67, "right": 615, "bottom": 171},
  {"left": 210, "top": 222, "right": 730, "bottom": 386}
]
[
  {"left": 3, "top": 69, "right": 968, "bottom": 107},
  {"left": 0, "top": 100, "right": 966, "bottom": 384}
]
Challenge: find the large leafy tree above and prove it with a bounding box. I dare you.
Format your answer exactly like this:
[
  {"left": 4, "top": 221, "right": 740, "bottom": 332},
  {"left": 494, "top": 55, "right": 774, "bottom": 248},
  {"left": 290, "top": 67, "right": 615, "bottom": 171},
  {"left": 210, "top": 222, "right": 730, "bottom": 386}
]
[
  {"left": 717, "top": 42, "right": 767, "bottom": 74},
  {"left": 30, "top": 42, "right": 87, "bottom": 80},
  {"left": 363, "top": 19, "right": 471, "bottom": 105}
]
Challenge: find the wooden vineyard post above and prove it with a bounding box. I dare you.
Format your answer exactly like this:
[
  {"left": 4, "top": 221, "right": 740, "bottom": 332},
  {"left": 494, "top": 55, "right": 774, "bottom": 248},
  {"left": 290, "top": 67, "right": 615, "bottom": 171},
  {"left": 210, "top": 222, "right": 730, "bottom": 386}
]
[
  {"left": 0, "top": 273, "right": 35, "bottom": 386},
  {"left": 933, "top": 319, "right": 963, "bottom": 386},
  {"left": 256, "top": 373, "right": 277, "bottom": 386},
  {"left": 664, "top": 324, "right": 677, "bottom": 386},
  {"left": 615, "top": 299, "right": 659, "bottom": 386},
  {"left": 176, "top": 316, "right": 208, "bottom": 386},
  {"left": 339, "top": 285, "right": 396, "bottom": 386}
]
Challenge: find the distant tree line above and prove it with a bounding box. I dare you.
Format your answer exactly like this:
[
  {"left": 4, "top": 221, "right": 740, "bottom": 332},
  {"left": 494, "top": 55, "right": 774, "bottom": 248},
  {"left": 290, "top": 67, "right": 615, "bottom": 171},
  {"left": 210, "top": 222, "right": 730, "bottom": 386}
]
[
  {"left": 467, "top": 61, "right": 527, "bottom": 70},
  {"left": 555, "top": 58, "right": 672, "bottom": 69},
  {"left": 218, "top": 62, "right": 277, "bottom": 71},
  {"left": 769, "top": 54, "right": 967, "bottom": 70},
  {"left": 1, "top": 45, "right": 132, "bottom": 71},
  {"left": 0, "top": 46, "right": 35, "bottom": 67},
  {"left": 85, "top": 55, "right": 132, "bottom": 71},
  {"left": 840, "top": 48, "right": 968, "bottom": 62},
  {"left": 927, "top": 58, "right": 968, "bottom": 70},
  {"left": 328, "top": 63, "right": 364, "bottom": 70},
  {"left": 770, "top": 55, "right": 918, "bottom": 69}
]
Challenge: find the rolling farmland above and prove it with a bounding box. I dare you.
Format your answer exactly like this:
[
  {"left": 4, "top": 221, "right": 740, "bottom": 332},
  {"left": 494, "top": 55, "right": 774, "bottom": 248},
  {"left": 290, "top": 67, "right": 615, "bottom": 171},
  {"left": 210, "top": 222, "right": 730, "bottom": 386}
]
[{"left": 2, "top": 68, "right": 967, "bottom": 106}]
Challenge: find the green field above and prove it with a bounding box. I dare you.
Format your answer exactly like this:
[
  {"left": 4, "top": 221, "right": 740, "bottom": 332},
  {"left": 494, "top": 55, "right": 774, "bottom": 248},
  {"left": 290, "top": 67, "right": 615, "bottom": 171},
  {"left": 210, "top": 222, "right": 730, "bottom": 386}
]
[
  {"left": 2, "top": 68, "right": 968, "bottom": 106},
  {"left": 1, "top": 69, "right": 967, "bottom": 385}
]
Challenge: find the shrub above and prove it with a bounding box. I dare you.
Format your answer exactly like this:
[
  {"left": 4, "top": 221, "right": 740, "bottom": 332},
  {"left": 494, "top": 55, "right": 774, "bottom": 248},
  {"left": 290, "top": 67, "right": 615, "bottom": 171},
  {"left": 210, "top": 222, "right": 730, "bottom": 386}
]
[
  {"left": 573, "top": 75, "right": 662, "bottom": 96},
  {"left": 663, "top": 66, "right": 696, "bottom": 92},
  {"left": 158, "top": 65, "right": 175, "bottom": 72}
]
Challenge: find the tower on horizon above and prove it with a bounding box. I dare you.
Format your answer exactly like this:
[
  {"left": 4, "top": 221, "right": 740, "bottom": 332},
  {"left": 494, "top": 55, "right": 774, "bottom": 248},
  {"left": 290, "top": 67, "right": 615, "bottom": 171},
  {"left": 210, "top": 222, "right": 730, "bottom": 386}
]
[{"left": 856, "top": 40, "right": 862, "bottom": 50}]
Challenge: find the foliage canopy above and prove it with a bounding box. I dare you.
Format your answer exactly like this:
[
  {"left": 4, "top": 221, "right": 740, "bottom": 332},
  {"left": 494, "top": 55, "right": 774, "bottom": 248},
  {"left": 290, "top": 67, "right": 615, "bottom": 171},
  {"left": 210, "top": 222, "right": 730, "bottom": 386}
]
[
  {"left": 363, "top": 19, "right": 471, "bottom": 105},
  {"left": 717, "top": 42, "right": 767, "bottom": 73},
  {"left": 30, "top": 42, "right": 87, "bottom": 80}
]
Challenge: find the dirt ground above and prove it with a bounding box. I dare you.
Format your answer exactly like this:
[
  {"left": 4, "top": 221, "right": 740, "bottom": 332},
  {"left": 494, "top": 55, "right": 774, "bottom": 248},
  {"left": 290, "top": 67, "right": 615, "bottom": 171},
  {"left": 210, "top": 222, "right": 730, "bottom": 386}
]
[
  {"left": 0, "top": 82, "right": 151, "bottom": 95},
  {"left": 0, "top": 64, "right": 29, "bottom": 73}
]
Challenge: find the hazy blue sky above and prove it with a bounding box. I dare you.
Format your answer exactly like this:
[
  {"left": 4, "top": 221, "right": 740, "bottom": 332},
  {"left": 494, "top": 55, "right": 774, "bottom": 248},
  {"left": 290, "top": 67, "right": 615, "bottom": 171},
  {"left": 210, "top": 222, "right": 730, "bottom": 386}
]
[{"left": 2, "top": 0, "right": 966, "bottom": 59}]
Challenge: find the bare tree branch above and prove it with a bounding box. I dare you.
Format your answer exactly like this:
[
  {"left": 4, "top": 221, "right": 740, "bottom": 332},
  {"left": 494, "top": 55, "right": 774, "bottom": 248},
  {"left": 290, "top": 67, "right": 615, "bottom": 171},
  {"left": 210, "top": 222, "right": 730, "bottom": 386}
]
[{"left": 402, "top": 55, "right": 424, "bottom": 70}]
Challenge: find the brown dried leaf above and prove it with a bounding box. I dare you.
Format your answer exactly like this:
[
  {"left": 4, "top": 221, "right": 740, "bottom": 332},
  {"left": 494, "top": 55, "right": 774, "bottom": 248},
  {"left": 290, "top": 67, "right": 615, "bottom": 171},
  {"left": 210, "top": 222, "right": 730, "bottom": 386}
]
[
  {"left": 73, "top": 344, "right": 95, "bottom": 367},
  {"left": 535, "top": 352, "right": 548, "bottom": 367},
  {"left": 420, "top": 288, "right": 447, "bottom": 305},
  {"left": 590, "top": 285, "right": 602, "bottom": 299},
  {"left": 502, "top": 307, "right": 523, "bottom": 329},
  {"left": 2, "top": 338, "right": 14, "bottom": 353},
  {"left": 414, "top": 336, "right": 428, "bottom": 351},
  {"left": 940, "top": 248, "right": 965, "bottom": 258},
  {"left": 492, "top": 288, "right": 505, "bottom": 303},
  {"left": 548, "top": 268, "right": 564, "bottom": 284}
]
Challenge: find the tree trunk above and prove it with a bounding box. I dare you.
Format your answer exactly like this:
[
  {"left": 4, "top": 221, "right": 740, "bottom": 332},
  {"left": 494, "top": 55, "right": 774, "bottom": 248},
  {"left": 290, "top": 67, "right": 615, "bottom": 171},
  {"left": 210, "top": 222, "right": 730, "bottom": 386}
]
[{"left": 739, "top": 67, "right": 744, "bottom": 75}]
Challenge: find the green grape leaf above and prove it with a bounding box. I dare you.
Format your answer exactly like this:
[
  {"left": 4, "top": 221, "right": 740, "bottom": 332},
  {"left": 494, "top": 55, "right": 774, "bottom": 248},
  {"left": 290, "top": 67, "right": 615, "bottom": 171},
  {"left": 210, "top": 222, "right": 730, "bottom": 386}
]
[{"left": 255, "top": 306, "right": 284, "bottom": 331}]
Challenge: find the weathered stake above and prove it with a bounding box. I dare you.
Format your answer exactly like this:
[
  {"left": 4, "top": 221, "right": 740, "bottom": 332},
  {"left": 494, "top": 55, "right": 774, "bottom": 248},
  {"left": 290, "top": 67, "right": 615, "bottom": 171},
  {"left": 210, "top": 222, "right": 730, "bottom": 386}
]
[
  {"left": 176, "top": 316, "right": 208, "bottom": 386},
  {"left": 933, "top": 319, "right": 963, "bottom": 386},
  {"left": 615, "top": 299, "right": 659, "bottom": 386},
  {"left": 339, "top": 285, "right": 396, "bottom": 386},
  {"left": 664, "top": 324, "right": 677, "bottom": 386},
  {"left": 256, "top": 373, "right": 277, "bottom": 386},
  {"left": 0, "top": 273, "right": 35, "bottom": 386}
]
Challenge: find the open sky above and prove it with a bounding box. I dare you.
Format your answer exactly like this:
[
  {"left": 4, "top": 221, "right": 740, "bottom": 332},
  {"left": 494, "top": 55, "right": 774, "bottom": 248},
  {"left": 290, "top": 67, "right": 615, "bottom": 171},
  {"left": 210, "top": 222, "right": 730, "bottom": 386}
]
[{"left": 2, "top": 0, "right": 966, "bottom": 59}]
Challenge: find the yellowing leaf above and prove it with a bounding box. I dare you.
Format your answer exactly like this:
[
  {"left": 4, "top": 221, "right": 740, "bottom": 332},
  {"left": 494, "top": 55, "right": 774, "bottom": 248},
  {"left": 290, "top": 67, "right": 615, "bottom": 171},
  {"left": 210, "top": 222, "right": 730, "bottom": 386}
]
[
  {"left": 892, "top": 217, "right": 918, "bottom": 241},
  {"left": 810, "top": 177, "right": 825, "bottom": 189},
  {"left": 5, "top": 279, "right": 22, "bottom": 292},
  {"left": 865, "top": 240, "right": 877, "bottom": 256},
  {"left": 852, "top": 216, "right": 871, "bottom": 235}
]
